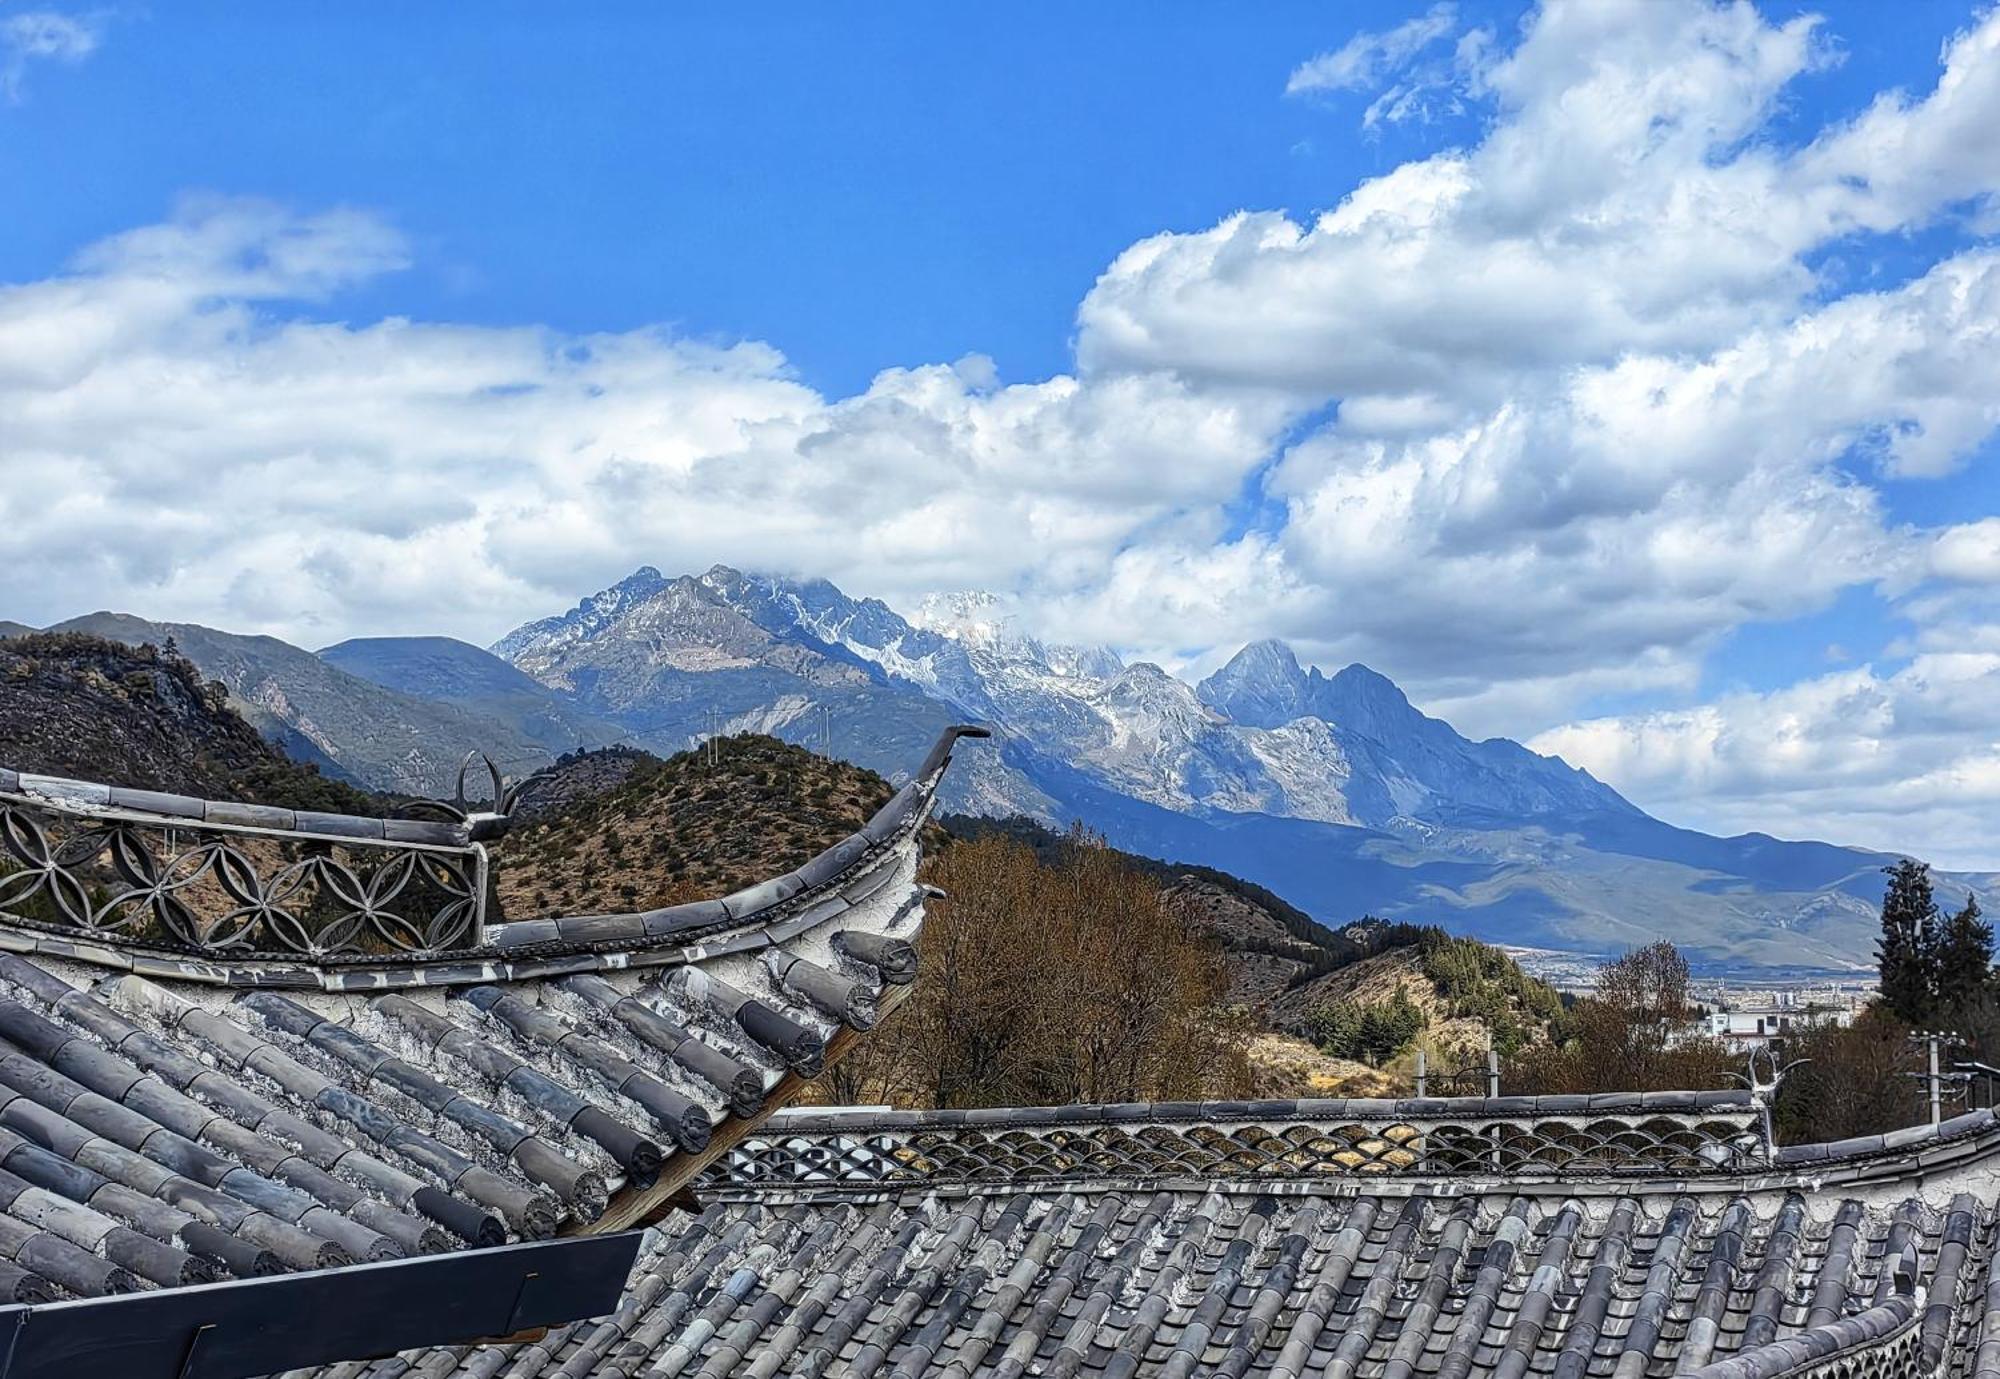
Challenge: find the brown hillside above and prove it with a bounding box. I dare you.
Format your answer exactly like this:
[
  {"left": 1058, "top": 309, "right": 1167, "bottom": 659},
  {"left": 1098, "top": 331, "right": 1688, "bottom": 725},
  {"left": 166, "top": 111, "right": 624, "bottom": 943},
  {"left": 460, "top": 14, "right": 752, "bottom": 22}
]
[
  {"left": 1276, "top": 947, "right": 1487, "bottom": 1052},
  {"left": 1163, "top": 875, "right": 1333, "bottom": 1010},
  {"left": 1247, "top": 1034, "right": 1400, "bottom": 1099},
  {"left": 509, "top": 745, "right": 658, "bottom": 823},
  {"left": 0, "top": 633, "right": 378, "bottom": 813},
  {"left": 494, "top": 734, "right": 902, "bottom": 919}
]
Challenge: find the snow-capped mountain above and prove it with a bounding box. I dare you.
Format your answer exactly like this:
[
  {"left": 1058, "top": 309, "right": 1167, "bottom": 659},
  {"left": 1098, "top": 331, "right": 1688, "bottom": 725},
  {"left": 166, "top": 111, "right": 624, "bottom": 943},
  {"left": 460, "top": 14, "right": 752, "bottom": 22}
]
[
  {"left": 67, "top": 563, "right": 1979, "bottom": 967},
  {"left": 1197, "top": 640, "right": 1637, "bottom": 825},
  {"left": 466, "top": 565, "right": 1989, "bottom": 970},
  {"left": 492, "top": 566, "right": 672, "bottom": 675}
]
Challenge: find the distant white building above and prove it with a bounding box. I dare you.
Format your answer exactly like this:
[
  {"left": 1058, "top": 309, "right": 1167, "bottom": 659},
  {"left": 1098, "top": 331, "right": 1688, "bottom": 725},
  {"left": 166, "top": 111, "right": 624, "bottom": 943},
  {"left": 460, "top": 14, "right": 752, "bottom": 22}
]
[{"left": 1700, "top": 1005, "right": 1855, "bottom": 1049}]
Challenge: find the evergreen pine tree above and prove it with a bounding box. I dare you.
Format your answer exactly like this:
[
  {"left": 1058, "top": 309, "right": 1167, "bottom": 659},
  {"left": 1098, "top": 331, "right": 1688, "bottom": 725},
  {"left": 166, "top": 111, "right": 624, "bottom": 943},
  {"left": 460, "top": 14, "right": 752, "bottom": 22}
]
[
  {"left": 1936, "top": 893, "right": 1993, "bottom": 1014},
  {"left": 1877, "top": 859, "right": 1940, "bottom": 1024}
]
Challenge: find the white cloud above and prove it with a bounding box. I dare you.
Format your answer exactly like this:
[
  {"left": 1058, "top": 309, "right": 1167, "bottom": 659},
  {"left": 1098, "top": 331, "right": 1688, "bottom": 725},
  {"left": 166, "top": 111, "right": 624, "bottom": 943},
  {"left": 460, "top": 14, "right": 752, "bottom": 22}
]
[
  {"left": 0, "top": 195, "right": 1292, "bottom": 645},
  {"left": 1075, "top": 0, "right": 2000, "bottom": 714},
  {"left": 1286, "top": 4, "right": 1460, "bottom": 96},
  {"left": 1934, "top": 519, "right": 2000, "bottom": 584},
  {"left": 1533, "top": 654, "right": 2000, "bottom": 871},
  {"left": 5, "top": 1, "right": 2000, "bottom": 862},
  {"left": 2, "top": 8, "right": 102, "bottom": 99}
]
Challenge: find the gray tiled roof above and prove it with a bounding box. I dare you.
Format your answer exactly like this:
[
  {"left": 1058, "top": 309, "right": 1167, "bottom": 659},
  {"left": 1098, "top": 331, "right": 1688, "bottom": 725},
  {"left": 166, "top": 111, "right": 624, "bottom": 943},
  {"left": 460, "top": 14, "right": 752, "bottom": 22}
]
[
  {"left": 278, "top": 1094, "right": 2000, "bottom": 1379},
  {"left": 0, "top": 726, "right": 986, "bottom": 1312},
  {"left": 293, "top": 1175, "right": 1987, "bottom": 1378},
  {"left": 8, "top": 721, "right": 1998, "bottom": 1378}
]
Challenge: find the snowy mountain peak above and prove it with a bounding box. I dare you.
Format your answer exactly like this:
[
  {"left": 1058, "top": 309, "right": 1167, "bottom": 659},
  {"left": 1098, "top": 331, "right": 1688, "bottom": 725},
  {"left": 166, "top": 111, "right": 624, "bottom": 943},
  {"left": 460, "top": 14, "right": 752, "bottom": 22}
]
[
  {"left": 490, "top": 565, "right": 670, "bottom": 665},
  {"left": 1046, "top": 643, "right": 1125, "bottom": 681},
  {"left": 1095, "top": 662, "right": 1217, "bottom": 729},
  {"left": 910, "top": 591, "right": 1032, "bottom": 653},
  {"left": 911, "top": 591, "right": 1124, "bottom": 686},
  {"left": 461, "top": 563, "right": 1957, "bottom": 966},
  {"left": 493, "top": 567, "right": 1639, "bottom": 833},
  {"left": 1197, "top": 638, "right": 1309, "bottom": 725}
]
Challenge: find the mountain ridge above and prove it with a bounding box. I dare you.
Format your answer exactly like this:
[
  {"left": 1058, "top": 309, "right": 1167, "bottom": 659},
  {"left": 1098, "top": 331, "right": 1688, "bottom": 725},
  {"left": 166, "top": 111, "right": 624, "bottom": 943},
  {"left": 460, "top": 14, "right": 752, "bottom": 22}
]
[
  {"left": 42, "top": 612, "right": 562, "bottom": 794},
  {"left": 20, "top": 567, "right": 1992, "bottom": 968},
  {"left": 479, "top": 564, "right": 1993, "bottom": 968}
]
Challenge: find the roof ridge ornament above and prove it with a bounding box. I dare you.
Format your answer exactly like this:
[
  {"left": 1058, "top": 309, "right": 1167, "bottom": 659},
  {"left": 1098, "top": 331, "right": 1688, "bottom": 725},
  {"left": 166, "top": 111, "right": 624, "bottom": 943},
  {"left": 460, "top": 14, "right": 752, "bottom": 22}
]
[{"left": 1726, "top": 1045, "right": 1807, "bottom": 1165}]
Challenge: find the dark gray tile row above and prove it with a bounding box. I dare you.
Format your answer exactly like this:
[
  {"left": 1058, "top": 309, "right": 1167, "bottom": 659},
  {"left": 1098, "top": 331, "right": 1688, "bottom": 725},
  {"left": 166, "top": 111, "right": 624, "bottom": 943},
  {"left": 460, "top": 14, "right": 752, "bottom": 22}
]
[{"left": 318, "top": 1180, "right": 1980, "bottom": 1379}]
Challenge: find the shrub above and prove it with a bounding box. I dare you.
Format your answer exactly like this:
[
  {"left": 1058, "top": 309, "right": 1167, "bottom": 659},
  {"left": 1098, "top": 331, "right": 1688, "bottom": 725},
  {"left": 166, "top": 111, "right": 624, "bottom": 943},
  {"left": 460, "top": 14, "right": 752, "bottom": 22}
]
[{"left": 1307, "top": 983, "right": 1429, "bottom": 1066}]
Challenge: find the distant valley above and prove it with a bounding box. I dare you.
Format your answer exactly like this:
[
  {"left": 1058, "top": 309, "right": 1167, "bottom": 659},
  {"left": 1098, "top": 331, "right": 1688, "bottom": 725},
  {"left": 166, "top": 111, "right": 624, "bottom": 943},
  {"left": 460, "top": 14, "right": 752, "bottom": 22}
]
[{"left": 15, "top": 567, "right": 1995, "bottom": 970}]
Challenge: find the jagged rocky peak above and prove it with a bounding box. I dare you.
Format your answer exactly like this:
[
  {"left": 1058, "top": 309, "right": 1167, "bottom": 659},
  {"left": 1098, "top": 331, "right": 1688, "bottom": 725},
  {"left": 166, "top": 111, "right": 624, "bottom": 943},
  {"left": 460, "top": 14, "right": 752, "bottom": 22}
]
[
  {"left": 1318, "top": 661, "right": 1427, "bottom": 741},
  {"left": 703, "top": 566, "right": 915, "bottom": 652},
  {"left": 1197, "top": 638, "right": 1309, "bottom": 727},
  {"left": 1045, "top": 642, "right": 1125, "bottom": 681},
  {"left": 1092, "top": 661, "right": 1223, "bottom": 734},
  {"left": 491, "top": 565, "right": 671, "bottom": 664},
  {"left": 1200, "top": 640, "right": 1429, "bottom": 737}
]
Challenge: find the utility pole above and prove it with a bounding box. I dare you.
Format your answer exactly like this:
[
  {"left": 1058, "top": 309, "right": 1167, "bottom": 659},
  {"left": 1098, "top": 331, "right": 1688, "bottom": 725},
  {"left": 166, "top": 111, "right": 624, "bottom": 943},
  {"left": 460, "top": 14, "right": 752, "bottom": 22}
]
[
  {"left": 1907, "top": 1030, "right": 1964, "bottom": 1127},
  {"left": 1413, "top": 1048, "right": 1427, "bottom": 1098},
  {"left": 1930, "top": 1032, "right": 1943, "bottom": 1128}
]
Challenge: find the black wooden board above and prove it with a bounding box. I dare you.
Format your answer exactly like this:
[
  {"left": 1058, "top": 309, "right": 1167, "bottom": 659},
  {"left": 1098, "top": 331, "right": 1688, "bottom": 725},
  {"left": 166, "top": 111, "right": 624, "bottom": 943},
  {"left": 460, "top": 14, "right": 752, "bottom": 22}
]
[{"left": 0, "top": 1230, "right": 642, "bottom": 1379}]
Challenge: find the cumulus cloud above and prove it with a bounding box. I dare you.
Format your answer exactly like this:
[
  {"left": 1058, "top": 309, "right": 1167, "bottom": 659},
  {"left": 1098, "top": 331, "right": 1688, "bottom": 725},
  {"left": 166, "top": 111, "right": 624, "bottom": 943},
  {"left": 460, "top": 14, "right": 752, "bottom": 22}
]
[
  {"left": 2, "top": 8, "right": 102, "bottom": 100},
  {"left": 1935, "top": 520, "right": 2000, "bottom": 584},
  {"left": 5, "top": 0, "right": 2000, "bottom": 861},
  {"left": 1533, "top": 654, "right": 2000, "bottom": 871},
  {"left": 0, "top": 195, "right": 1291, "bottom": 643},
  {"left": 1074, "top": 0, "right": 2000, "bottom": 710}
]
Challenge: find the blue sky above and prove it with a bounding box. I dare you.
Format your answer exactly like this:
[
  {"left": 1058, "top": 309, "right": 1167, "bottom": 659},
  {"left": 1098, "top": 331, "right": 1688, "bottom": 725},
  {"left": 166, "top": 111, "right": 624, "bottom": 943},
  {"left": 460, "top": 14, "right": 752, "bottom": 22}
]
[
  {"left": 4, "top": 5, "right": 1504, "bottom": 392},
  {"left": 3, "top": 1, "right": 2000, "bottom": 863},
  {"left": 2, "top": 3, "right": 1968, "bottom": 397}
]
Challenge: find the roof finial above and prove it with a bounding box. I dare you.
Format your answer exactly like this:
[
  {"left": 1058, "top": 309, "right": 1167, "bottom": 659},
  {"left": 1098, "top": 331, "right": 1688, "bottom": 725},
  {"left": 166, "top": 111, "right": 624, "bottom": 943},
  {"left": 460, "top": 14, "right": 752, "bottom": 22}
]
[{"left": 1727, "top": 1044, "right": 1807, "bottom": 1161}]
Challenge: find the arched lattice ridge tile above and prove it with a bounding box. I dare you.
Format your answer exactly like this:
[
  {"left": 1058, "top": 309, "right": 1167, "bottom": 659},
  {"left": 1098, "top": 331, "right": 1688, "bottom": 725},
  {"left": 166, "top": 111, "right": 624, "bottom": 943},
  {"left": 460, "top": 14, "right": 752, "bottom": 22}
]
[{"left": 0, "top": 722, "right": 985, "bottom": 987}]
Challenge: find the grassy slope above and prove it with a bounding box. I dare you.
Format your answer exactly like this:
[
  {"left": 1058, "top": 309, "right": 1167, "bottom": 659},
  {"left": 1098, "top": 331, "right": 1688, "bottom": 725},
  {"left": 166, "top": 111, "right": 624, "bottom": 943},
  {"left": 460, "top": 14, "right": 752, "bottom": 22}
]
[{"left": 493, "top": 735, "right": 900, "bottom": 919}]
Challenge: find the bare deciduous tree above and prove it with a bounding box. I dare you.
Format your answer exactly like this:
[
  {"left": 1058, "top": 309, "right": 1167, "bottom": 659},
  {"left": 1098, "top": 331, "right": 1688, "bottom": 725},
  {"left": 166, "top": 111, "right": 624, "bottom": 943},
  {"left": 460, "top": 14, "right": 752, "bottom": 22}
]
[
  {"left": 1508, "top": 940, "right": 1733, "bottom": 1095},
  {"left": 821, "top": 827, "right": 1251, "bottom": 1108}
]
